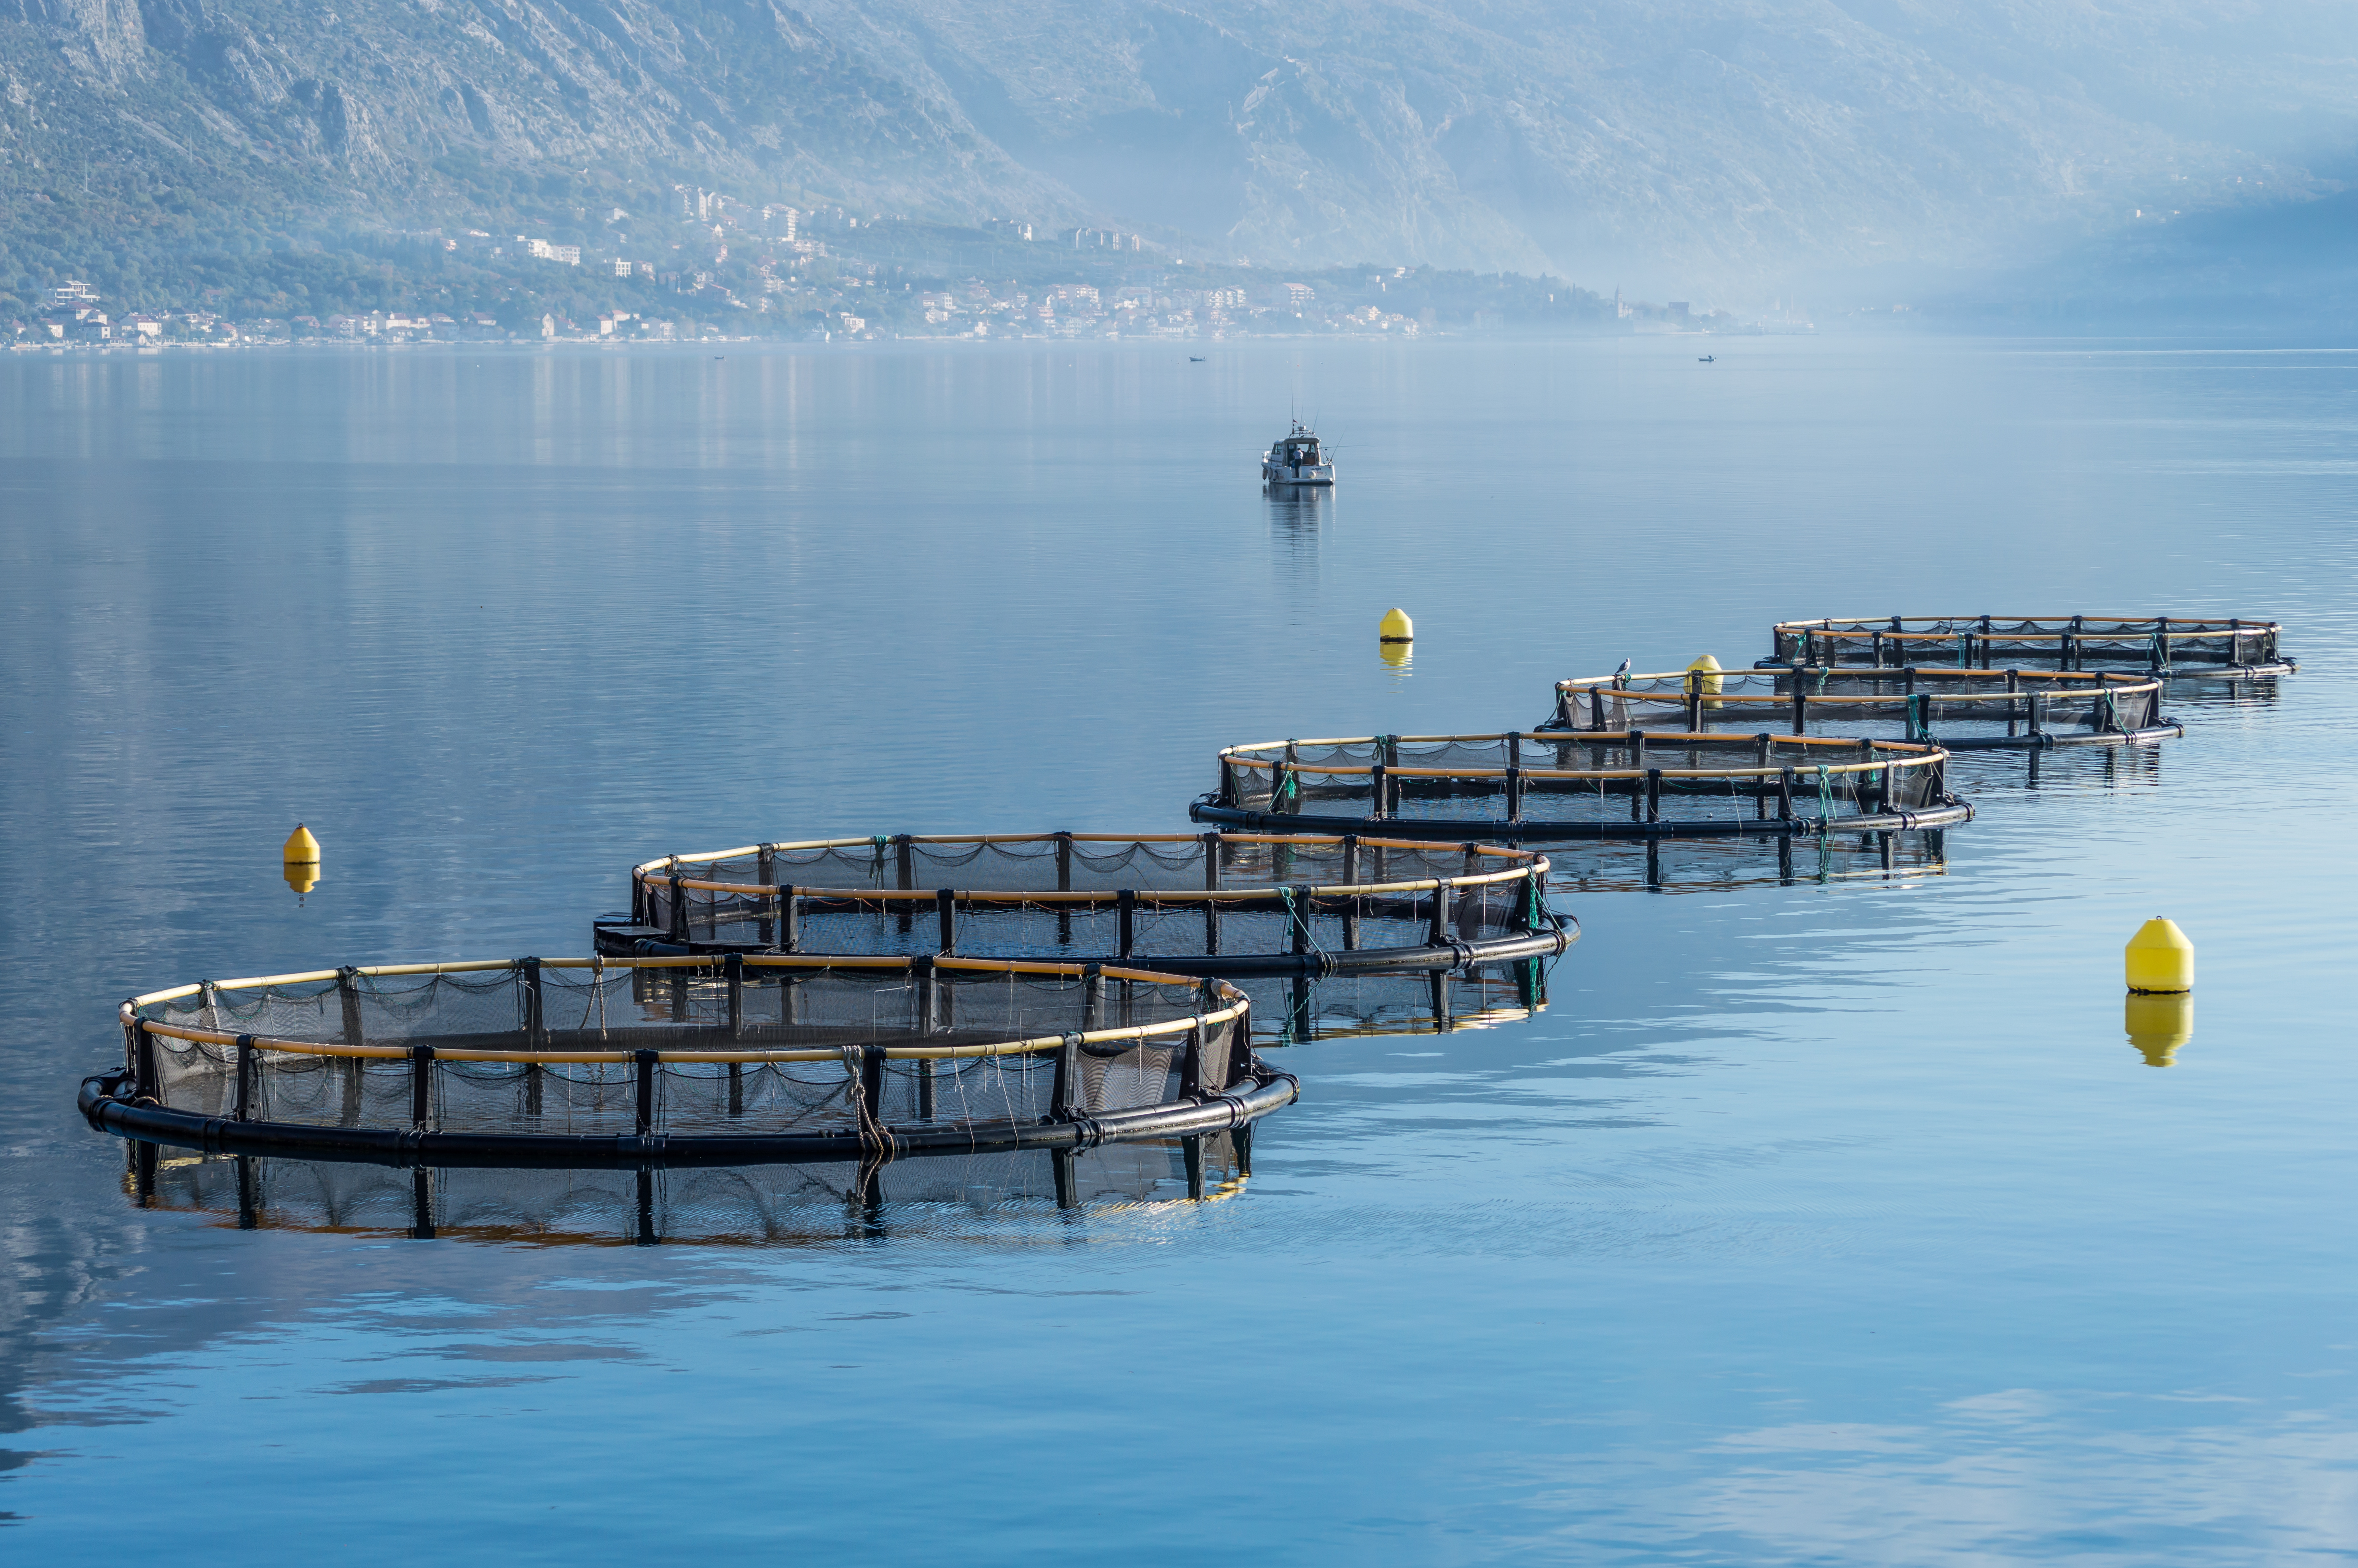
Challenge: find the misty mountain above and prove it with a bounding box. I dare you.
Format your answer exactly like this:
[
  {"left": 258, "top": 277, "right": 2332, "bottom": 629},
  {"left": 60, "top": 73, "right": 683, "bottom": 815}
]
[{"left": 4, "top": 0, "right": 2358, "bottom": 300}]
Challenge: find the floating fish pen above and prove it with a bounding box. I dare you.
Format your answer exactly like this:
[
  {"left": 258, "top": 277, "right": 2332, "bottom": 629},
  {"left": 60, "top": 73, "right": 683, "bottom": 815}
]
[
  {"left": 84, "top": 955, "right": 1292, "bottom": 1168},
  {"left": 598, "top": 831, "right": 1573, "bottom": 976},
  {"left": 1547, "top": 666, "right": 2182, "bottom": 750},
  {"left": 1759, "top": 616, "right": 2295, "bottom": 676},
  {"left": 118, "top": 1133, "right": 1253, "bottom": 1244},
  {"left": 1189, "top": 733, "right": 1972, "bottom": 841}
]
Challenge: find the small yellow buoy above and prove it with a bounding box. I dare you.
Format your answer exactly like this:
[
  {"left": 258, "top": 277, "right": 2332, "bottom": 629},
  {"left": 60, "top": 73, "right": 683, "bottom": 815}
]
[
  {"left": 1378, "top": 608, "right": 1414, "bottom": 644},
  {"left": 1686, "top": 652, "right": 1724, "bottom": 708},
  {"left": 283, "top": 823, "right": 321, "bottom": 901},
  {"left": 2124, "top": 992, "right": 2193, "bottom": 1067},
  {"left": 2124, "top": 916, "right": 2193, "bottom": 994}
]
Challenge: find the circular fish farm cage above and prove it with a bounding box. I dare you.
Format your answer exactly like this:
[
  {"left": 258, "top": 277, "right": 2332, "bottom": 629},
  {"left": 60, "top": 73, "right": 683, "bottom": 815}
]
[
  {"left": 1188, "top": 733, "right": 1972, "bottom": 841},
  {"left": 84, "top": 955, "right": 1293, "bottom": 1168},
  {"left": 118, "top": 1131, "right": 1254, "bottom": 1244},
  {"left": 598, "top": 831, "right": 1573, "bottom": 975},
  {"left": 1758, "top": 616, "right": 2295, "bottom": 677},
  {"left": 1547, "top": 666, "right": 2183, "bottom": 750}
]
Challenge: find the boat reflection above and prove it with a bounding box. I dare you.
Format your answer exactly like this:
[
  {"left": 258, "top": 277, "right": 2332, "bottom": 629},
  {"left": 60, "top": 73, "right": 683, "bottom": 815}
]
[{"left": 1266, "top": 484, "right": 1333, "bottom": 532}]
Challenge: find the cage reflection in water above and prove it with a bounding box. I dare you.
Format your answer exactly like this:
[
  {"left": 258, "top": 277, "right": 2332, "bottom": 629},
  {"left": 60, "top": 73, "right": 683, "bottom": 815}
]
[
  {"left": 88, "top": 954, "right": 1292, "bottom": 1166},
  {"left": 1540, "top": 827, "right": 1951, "bottom": 894},
  {"left": 1246, "top": 956, "right": 1552, "bottom": 1047},
  {"left": 1192, "top": 732, "right": 1971, "bottom": 841},
  {"left": 1760, "top": 615, "right": 2294, "bottom": 677},
  {"left": 120, "top": 1131, "right": 1252, "bottom": 1245},
  {"left": 1548, "top": 666, "right": 2182, "bottom": 751},
  {"left": 602, "top": 831, "right": 1571, "bottom": 976}
]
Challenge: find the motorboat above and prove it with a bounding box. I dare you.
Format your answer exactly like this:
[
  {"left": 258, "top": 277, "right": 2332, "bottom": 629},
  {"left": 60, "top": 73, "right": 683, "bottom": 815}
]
[{"left": 1261, "top": 420, "right": 1335, "bottom": 486}]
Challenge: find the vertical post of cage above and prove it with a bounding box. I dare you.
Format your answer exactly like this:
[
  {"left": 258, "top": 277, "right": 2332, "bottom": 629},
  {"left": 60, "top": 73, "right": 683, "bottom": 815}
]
[
  {"left": 936, "top": 888, "right": 957, "bottom": 956},
  {"left": 410, "top": 1045, "right": 434, "bottom": 1129},
  {"left": 724, "top": 952, "right": 744, "bottom": 1038},
  {"left": 1427, "top": 878, "right": 1452, "bottom": 947},
  {"left": 894, "top": 835, "right": 914, "bottom": 934},
  {"left": 1646, "top": 767, "right": 1662, "bottom": 823},
  {"left": 757, "top": 845, "right": 775, "bottom": 945},
  {"left": 634, "top": 1049, "right": 657, "bottom": 1135},
  {"left": 858, "top": 1045, "right": 886, "bottom": 1132},
  {"left": 522, "top": 956, "right": 544, "bottom": 1047},
  {"left": 234, "top": 1034, "right": 255, "bottom": 1121},
  {"left": 668, "top": 874, "right": 688, "bottom": 943},
  {"left": 1116, "top": 890, "right": 1135, "bottom": 962},
  {"left": 337, "top": 966, "right": 367, "bottom": 1121},
  {"left": 1791, "top": 686, "right": 1806, "bottom": 735},
  {"left": 1055, "top": 832, "right": 1074, "bottom": 945}
]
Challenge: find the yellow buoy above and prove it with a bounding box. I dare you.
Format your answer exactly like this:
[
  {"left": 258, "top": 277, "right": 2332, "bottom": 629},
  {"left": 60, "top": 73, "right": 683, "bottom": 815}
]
[
  {"left": 2124, "top": 992, "right": 2193, "bottom": 1067},
  {"left": 2124, "top": 916, "right": 2193, "bottom": 994},
  {"left": 1686, "top": 652, "right": 1724, "bottom": 708},
  {"left": 283, "top": 823, "right": 321, "bottom": 900},
  {"left": 1378, "top": 608, "right": 1414, "bottom": 643}
]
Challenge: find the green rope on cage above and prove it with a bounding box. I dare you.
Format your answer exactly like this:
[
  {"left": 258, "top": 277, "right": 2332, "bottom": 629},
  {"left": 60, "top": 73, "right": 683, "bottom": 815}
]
[
  {"left": 1956, "top": 631, "right": 1969, "bottom": 668},
  {"left": 1816, "top": 764, "right": 1834, "bottom": 825},
  {"left": 2149, "top": 631, "right": 2170, "bottom": 673}
]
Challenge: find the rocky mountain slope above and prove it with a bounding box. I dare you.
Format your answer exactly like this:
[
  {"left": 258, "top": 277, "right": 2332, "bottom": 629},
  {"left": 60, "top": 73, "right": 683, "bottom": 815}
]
[{"left": 3, "top": 0, "right": 2356, "bottom": 304}]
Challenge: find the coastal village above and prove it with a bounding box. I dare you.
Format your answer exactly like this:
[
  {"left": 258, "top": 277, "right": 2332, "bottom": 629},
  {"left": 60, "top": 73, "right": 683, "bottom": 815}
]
[{"left": 14, "top": 186, "right": 1793, "bottom": 348}]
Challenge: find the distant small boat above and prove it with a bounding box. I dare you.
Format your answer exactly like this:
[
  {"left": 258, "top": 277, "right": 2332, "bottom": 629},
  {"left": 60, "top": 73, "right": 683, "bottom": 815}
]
[
  {"left": 1262, "top": 419, "right": 1335, "bottom": 487},
  {"left": 1697, "top": 354, "right": 1715, "bottom": 363},
  {"left": 1189, "top": 356, "right": 1205, "bottom": 362}
]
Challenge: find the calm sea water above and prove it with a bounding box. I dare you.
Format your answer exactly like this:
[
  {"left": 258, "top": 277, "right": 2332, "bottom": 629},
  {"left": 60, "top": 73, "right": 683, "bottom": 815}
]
[{"left": 3, "top": 337, "right": 2354, "bottom": 1562}]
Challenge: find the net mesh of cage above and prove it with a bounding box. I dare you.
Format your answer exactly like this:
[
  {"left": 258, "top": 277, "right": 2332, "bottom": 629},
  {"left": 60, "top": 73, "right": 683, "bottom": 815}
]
[
  {"left": 1763, "top": 615, "right": 2291, "bottom": 674},
  {"left": 1192, "top": 732, "right": 1969, "bottom": 838},
  {"left": 616, "top": 832, "right": 1567, "bottom": 971},
  {"left": 98, "top": 956, "right": 1288, "bottom": 1160},
  {"left": 1547, "top": 667, "right": 2178, "bottom": 749},
  {"left": 122, "top": 1133, "right": 1253, "bottom": 1244}
]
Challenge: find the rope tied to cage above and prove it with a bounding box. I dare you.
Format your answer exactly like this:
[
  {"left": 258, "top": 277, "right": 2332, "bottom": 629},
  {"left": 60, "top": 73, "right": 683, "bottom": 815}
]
[
  {"left": 839, "top": 1041, "right": 892, "bottom": 1162},
  {"left": 1279, "top": 885, "right": 1333, "bottom": 966},
  {"left": 1816, "top": 764, "right": 1835, "bottom": 827}
]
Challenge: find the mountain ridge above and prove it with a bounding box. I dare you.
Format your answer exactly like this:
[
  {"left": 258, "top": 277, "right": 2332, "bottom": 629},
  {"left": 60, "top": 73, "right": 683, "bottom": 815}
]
[{"left": 4, "top": 0, "right": 2357, "bottom": 313}]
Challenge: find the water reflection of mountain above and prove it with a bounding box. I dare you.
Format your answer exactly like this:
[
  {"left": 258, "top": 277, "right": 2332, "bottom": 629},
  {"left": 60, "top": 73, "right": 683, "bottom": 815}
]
[{"left": 122, "top": 1133, "right": 1251, "bottom": 1247}]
